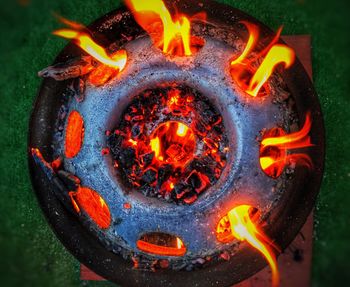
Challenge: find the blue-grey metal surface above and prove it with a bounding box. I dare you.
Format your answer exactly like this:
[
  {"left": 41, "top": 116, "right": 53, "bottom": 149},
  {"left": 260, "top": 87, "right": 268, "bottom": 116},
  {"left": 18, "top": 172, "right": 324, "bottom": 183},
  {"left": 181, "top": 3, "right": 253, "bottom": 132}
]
[{"left": 60, "top": 36, "right": 282, "bottom": 259}]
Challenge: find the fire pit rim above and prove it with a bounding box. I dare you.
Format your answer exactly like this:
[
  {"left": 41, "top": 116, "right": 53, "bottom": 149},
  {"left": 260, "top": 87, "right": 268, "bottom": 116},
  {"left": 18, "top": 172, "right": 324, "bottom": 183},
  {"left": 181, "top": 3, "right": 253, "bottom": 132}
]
[{"left": 28, "top": 1, "right": 325, "bottom": 286}]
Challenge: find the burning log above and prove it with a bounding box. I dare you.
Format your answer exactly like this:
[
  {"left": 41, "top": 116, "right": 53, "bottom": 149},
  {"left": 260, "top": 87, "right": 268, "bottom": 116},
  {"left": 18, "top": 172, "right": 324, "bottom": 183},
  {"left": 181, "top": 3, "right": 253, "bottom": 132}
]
[
  {"left": 38, "top": 56, "right": 96, "bottom": 81},
  {"left": 38, "top": 16, "right": 127, "bottom": 85}
]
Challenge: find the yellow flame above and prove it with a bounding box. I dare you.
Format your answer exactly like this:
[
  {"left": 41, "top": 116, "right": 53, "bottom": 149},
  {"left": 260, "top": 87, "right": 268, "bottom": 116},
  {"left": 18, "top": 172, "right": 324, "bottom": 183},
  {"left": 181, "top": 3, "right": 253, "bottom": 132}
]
[
  {"left": 259, "top": 156, "right": 276, "bottom": 170},
  {"left": 246, "top": 44, "right": 295, "bottom": 97},
  {"left": 150, "top": 137, "right": 161, "bottom": 158},
  {"left": 261, "top": 112, "right": 312, "bottom": 149},
  {"left": 231, "top": 22, "right": 259, "bottom": 65},
  {"left": 53, "top": 29, "right": 127, "bottom": 70},
  {"left": 230, "top": 22, "right": 295, "bottom": 98},
  {"left": 227, "top": 205, "right": 279, "bottom": 287},
  {"left": 126, "top": 0, "right": 192, "bottom": 56},
  {"left": 176, "top": 237, "right": 183, "bottom": 249}
]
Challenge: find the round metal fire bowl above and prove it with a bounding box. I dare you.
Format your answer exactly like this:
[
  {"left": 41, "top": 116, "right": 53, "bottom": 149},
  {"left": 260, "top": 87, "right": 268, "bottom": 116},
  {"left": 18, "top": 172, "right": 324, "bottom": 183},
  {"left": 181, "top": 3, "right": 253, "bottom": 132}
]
[{"left": 28, "top": 0, "right": 325, "bottom": 286}]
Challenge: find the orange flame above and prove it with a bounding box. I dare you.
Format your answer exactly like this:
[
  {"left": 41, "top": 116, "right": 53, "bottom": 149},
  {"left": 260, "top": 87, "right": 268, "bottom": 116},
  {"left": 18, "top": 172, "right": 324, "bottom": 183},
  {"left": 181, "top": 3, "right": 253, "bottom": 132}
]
[
  {"left": 53, "top": 29, "right": 127, "bottom": 70},
  {"left": 52, "top": 16, "right": 127, "bottom": 80},
  {"left": 231, "top": 23, "right": 295, "bottom": 97},
  {"left": 260, "top": 112, "right": 313, "bottom": 178},
  {"left": 246, "top": 45, "right": 295, "bottom": 97},
  {"left": 231, "top": 22, "right": 259, "bottom": 66},
  {"left": 126, "top": 0, "right": 203, "bottom": 56},
  {"left": 217, "top": 205, "right": 279, "bottom": 287}
]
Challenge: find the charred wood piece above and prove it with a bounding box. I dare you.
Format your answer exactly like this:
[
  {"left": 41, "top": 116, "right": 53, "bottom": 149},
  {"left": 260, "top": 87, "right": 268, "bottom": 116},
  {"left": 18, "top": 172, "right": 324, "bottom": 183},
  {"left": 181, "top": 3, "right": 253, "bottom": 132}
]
[{"left": 38, "top": 56, "right": 97, "bottom": 81}]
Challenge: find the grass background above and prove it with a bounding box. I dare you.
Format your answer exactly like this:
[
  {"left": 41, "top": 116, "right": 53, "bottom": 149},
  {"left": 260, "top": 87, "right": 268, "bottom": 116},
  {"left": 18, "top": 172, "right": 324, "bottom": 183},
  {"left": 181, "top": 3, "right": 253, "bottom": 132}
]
[{"left": 0, "top": 0, "right": 349, "bottom": 286}]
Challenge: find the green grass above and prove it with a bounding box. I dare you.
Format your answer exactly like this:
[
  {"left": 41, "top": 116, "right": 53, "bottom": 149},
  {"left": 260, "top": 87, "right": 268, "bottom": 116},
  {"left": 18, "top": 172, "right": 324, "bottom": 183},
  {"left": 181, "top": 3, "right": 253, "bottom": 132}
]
[{"left": 0, "top": 0, "right": 349, "bottom": 286}]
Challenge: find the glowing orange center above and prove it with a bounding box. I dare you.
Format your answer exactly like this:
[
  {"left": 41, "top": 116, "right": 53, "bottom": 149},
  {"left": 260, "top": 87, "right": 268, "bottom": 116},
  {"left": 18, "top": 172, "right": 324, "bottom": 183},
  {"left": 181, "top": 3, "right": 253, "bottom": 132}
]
[{"left": 150, "top": 121, "right": 196, "bottom": 167}]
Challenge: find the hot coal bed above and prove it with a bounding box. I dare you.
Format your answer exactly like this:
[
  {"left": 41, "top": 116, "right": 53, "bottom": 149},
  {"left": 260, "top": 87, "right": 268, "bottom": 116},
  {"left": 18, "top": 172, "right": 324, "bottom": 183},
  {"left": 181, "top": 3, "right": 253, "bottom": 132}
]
[
  {"left": 108, "top": 85, "right": 228, "bottom": 204},
  {"left": 28, "top": 1, "right": 325, "bottom": 287}
]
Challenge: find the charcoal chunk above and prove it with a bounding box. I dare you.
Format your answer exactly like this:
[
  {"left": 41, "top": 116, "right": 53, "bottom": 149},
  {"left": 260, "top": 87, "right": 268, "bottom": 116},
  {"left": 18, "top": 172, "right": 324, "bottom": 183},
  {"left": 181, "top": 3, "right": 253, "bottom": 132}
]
[
  {"left": 142, "top": 169, "right": 157, "bottom": 184},
  {"left": 157, "top": 164, "right": 173, "bottom": 187},
  {"left": 118, "top": 147, "right": 136, "bottom": 168}
]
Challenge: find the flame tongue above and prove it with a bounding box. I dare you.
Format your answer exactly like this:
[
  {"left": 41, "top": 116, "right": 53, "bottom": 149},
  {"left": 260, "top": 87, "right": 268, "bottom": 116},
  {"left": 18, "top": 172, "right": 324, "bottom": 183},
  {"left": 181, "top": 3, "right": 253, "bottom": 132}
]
[
  {"left": 246, "top": 44, "right": 295, "bottom": 97},
  {"left": 261, "top": 112, "right": 313, "bottom": 149},
  {"left": 231, "top": 22, "right": 295, "bottom": 97},
  {"left": 227, "top": 205, "right": 279, "bottom": 287},
  {"left": 260, "top": 112, "right": 313, "bottom": 178},
  {"left": 53, "top": 29, "right": 127, "bottom": 70},
  {"left": 52, "top": 16, "right": 127, "bottom": 81},
  {"left": 126, "top": 0, "right": 200, "bottom": 56}
]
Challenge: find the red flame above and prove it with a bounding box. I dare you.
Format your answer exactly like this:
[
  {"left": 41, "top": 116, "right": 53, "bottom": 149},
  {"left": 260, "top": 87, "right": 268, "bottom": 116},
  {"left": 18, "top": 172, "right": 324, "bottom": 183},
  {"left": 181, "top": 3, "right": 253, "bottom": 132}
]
[
  {"left": 217, "top": 205, "right": 279, "bottom": 287},
  {"left": 69, "top": 186, "right": 111, "bottom": 229},
  {"left": 65, "top": 110, "right": 84, "bottom": 159},
  {"left": 126, "top": 0, "right": 205, "bottom": 56},
  {"left": 260, "top": 112, "right": 313, "bottom": 178},
  {"left": 231, "top": 22, "right": 295, "bottom": 97}
]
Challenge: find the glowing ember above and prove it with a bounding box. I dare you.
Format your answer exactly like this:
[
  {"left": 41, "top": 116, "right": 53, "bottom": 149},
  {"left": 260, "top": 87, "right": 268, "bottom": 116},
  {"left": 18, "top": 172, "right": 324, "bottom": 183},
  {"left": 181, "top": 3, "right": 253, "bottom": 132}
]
[
  {"left": 150, "top": 121, "right": 196, "bottom": 167},
  {"left": 126, "top": 0, "right": 204, "bottom": 56},
  {"left": 231, "top": 22, "right": 295, "bottom": 97},
  {"left": 31, "top": 148, "right": 62, "bottom": 171},
  {"left": 260, "top": 112, "right": 313, "bottom": 178},
  {"left": 217, "top": 205, "right": 279, "bottom": 287},
  {"left": 69, "top": 186, "right": 111, "bottom": 229},
  {"left": 136, "top": 232, "right": 186, "bottom": 256},
  {"left": 65, "top": 110, "right": 84, "bottom": 159},
  {"left": 107, "top": 85, "right": 228, "bottom": 204},
  {"left": 53, "top": 17, "right": 127, "bottom": 80}
]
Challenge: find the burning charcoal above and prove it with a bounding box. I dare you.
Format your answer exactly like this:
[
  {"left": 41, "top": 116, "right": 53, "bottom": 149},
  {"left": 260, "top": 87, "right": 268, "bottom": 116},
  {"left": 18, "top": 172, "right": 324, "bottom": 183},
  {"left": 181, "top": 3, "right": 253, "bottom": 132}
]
[
  {"left": 172, "top": 183, "right": 190, "bottom": 200},
  {"left": 38, "top": 56, "right": 96, "bottom": 81},
  {"left": 183, "top": 190, "right": 198, "bottom": 205},
  {"left": 139, "top": 152, "right": 153, "bottom": 168},
  {"left": 118, "top": 147, "right": 136, "bottom": 168},
  {"left": 166, "top": 144, "right": 186, "bottom": 162},
  {"left": 132, "top": 115, "right": 144, "bottom": 122},
  {"left": 157, "top": 164, "right": 173, "bottom": 187},
  {"left": 142, "top": 168, "right": 157, "bottom": 184},
  {"left": 107, "top": 84, "right": 228, "bottom": 204},
  {"left": 107, "top": 134, "right": 123, "bottom": 156},
  {"left": 131, "top": 124, "right": 142, "bottom": 138},
  {"left": 194, "top": 122, "right": 207, "bottom": 137},
  {"left": 187, "top": 171, "right": 202, "bottom": 190}
]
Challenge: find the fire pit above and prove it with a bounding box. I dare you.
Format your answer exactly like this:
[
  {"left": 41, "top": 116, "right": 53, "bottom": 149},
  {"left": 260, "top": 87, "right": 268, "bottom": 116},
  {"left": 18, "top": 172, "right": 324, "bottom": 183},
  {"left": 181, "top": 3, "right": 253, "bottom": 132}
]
[{"left": 28, "top": 0, "right": 325, "bottom": 286}]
